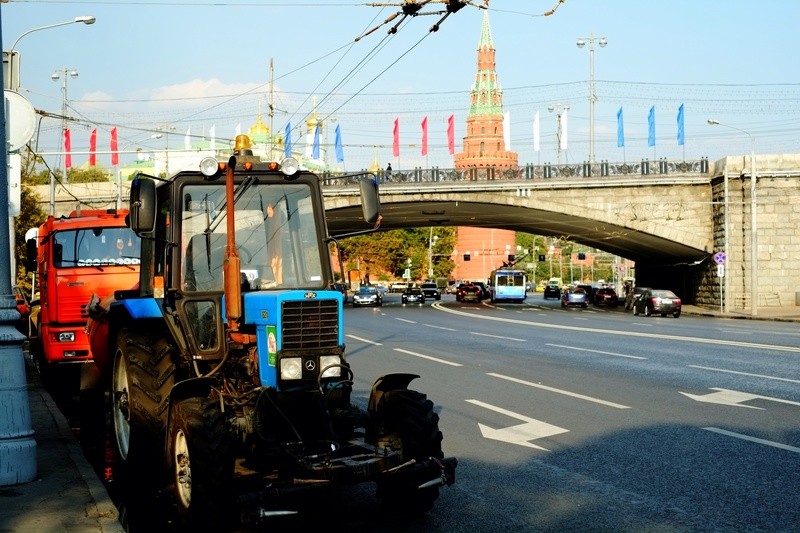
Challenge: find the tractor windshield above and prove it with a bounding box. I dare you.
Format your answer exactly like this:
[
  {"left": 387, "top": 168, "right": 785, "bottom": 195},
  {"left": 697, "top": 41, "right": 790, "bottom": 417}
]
[{"left": 181, "top": 181, "right": 325, "bottom": 292}]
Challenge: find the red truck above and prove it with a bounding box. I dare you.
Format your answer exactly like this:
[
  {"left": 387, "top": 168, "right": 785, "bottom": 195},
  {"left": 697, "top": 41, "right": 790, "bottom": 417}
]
[{"left": 24, "top": 209, "right": 140, "bottom": 383}]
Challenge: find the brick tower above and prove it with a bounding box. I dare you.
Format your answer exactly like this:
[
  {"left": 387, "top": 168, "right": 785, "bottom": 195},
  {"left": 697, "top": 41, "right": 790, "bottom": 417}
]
[{"left": 452, "top": 11, "right": 517, "bottom": 283}]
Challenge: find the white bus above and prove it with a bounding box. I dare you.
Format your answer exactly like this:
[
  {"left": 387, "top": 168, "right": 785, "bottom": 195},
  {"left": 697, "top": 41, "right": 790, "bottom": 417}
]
[{"left": 488, "top": 269, "right": 527, "bottom": 302}]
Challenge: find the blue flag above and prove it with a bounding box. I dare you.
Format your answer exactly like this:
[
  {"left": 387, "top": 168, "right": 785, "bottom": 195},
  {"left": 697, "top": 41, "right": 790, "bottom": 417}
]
[
  {"left": 677, "top": 104, "right": 685, "bottom": 146},
  {"left": 616, "top": 107, "right": 624, "bottom": 148},
  {"left": 284, "top": 122, "right": 292, "bottom": 158},
  {"left": 312, "top": 123, "right": 321, "bottom": 159},
  {"left": 334, "top": 124, "right": 344, "bottom": 163},
  {"left": 648, "top": 106, "right": 656, "bottom": 147}
]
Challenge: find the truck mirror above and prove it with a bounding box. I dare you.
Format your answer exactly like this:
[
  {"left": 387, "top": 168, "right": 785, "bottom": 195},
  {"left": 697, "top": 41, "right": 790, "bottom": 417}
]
[
  {"left": 359, "top": 175, "right": 381, "bottom": 226},
  {"left": 24, "top": 238, "right": 37, "bottom": 272},
  {"left": 130, "top": 175, "right": 156, "bottom": 234}
]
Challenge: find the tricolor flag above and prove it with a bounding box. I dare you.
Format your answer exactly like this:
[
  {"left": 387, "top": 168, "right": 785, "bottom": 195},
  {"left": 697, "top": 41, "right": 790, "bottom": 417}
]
[
  {"left": 677, "top": 104, "right": 685, "bottom": 146},
  {"left": 648, "top": 106, "right": 656, "bottom": 147},
  {"left": 392, "top": 118, "right": 400, "bottom": 157},
  {"left": 447, "top": 114, "right": 455, "bottom": 155},
  {"left": 89, "top": 128, "right": 97, "bottom": 166},
  {"left": 110, "top": 127, "right": 119, "bottom": 166},
  {"left": 421, "top": 116, "right": 428, "bottom": 156},
  {"left": 64, "top": 129, "right": 72, "bottom": 169}
]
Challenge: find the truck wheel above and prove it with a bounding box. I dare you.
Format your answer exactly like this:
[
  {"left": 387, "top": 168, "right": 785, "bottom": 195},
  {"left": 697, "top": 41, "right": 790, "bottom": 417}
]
[
  {"left": 374, "top": 389, "right": 444, "bottom": 515},
  {"left": 111, "top": 329, "right": 175, "bottom": 479},
  {"left": 169, "top": 396, "right": 234, "bottom": 529}
]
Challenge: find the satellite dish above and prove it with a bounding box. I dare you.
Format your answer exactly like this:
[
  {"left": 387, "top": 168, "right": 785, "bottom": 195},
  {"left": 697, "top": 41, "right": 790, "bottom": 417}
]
[{"left": 5, "top": 90, "right": 37, "bottom": 152}]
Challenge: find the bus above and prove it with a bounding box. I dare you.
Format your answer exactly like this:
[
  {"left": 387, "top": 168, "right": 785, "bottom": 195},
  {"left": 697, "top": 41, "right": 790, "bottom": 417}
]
[{"left": 488, "top": 268, "right": 527, "bottom": 302}]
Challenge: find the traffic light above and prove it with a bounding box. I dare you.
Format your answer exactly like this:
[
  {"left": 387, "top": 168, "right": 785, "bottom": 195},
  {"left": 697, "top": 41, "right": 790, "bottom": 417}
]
[
  {"left": 538, "top": 254, "right": 545, "bottom": 262},
  {"left": 507, "top": 254, "right": 515, "bottom": 262},
  {"left": 578, "top": 252, "right": 586, "bottom": 260}
]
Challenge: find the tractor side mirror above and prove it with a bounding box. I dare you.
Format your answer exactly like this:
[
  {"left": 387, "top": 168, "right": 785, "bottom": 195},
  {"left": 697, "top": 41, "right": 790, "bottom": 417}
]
[
  {"left": 359, "top": 175, "right": 381, "bottom": 227},
  {"left": 129, "top": 174, "right": 156, "bottom": 235}
]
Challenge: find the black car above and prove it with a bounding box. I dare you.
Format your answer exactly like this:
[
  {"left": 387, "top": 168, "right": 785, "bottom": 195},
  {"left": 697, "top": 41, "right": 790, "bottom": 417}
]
[
  {"left": 472, "top": 281, "right": 490, "bottom": 300},
  {"left": 543, "top": 282, "right": 561, "bottom": 300},
  {"left": 594, "top": 286, "right": 619, "bottom": 306},
  {"left": 401, "top": 286, "right": 426, "bottom": 304},
  {"left": 633, "top": 289, "right": 682, "bottom": 318},
  {"left": 420, "top": 282, "right": 441, "bottom": 301},
  {"left": 456, "top": 283, "right": 482, "bottom": 303}
]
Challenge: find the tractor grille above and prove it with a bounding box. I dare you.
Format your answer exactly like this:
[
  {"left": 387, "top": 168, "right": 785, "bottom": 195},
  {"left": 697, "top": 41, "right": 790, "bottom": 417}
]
[{"left": 281, "top": 299, "right": 339, "bottom": 350}]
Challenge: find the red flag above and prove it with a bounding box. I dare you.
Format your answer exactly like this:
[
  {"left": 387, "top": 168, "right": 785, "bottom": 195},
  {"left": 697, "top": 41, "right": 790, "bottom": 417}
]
[
  {"left": 392, "top": 118, "right": 399, "bottom": 157},
  {"left": 89, "top": 128, "right": 97, "bottom": 167},
  {"left": 447, "top": 114, "right": 455, "bottom": 155},
  {"left": 110, "top": 127, "right": 119, "bottom": 166},
  {"left": 64, "top": 129, "right": 72, "bottom": 169},
  {"left": 421, "top": 116, "right": 428, "bottom": 156}
]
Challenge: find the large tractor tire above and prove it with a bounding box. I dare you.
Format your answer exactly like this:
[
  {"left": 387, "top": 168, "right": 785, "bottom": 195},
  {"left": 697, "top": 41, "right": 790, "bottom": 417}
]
[
  {"left": 111, "top": 329, "right": 176, "bottom": 481},
  {"left": 168, "top": 396, "right": 235, "bottom": 529},
  {"left": 374, "top": 389, "right": 445, "bottom": 516}
]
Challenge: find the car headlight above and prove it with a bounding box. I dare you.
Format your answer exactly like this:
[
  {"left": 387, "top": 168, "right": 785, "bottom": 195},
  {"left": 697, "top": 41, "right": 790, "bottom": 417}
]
[
  {"left": 58, "top": 331, "right": 76, "bottom": 342},
  {"left": 320, "top": 355, "right": 342, "bottom": 378},
  {"left": 280, "top": 357, "right": 303, "bottom": 380}
]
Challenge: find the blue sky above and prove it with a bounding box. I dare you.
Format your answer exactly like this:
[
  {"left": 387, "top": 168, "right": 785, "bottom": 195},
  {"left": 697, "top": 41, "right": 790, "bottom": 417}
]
[{"left": 3, "top": 0, "right": 799, "bottom": 171}]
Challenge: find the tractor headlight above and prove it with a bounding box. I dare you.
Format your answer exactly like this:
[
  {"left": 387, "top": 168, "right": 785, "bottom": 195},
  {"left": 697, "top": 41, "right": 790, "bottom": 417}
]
[
  {"left": 280, "top": 157, "right": 299, "bottom": 177},
  {"left": 280, "top": 357, "right": 303, "bottom": 380},
  {"left": 199, "top": 156, "right": 220, "bottom": 177},
  {"left": 320, "top": 355, "right": 342, "bottom": 378},
  {"left": 58, "top": 331, "right": 76, "bottom": 342}
]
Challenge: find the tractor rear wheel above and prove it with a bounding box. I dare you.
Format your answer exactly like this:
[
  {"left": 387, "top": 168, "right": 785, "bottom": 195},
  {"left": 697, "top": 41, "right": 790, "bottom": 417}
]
[{"left": 374, "top": 389, "right": 444, "bottom": 515}]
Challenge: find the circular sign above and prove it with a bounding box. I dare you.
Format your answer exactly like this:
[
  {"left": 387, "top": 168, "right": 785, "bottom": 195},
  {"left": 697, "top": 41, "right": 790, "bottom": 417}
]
[
  {"left": 713, "top": 251, "right": 727, "bottom": 265},
  {"left": 4, "top": 90, "right": 37, "bottom": 152}
]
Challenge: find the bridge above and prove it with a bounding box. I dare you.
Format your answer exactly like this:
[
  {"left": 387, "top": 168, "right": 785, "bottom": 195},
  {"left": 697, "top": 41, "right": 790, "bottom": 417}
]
[{"left": 34, "top": 156, "right": 800, "bottom": 310}]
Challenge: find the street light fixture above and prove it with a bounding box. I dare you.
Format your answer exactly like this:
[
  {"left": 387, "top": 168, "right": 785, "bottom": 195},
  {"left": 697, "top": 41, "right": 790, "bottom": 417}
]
[
  {"left": 51, "top": 67, "right": 78, "bottom": 209},
  {"left": 6, "top": 16, "right": 96, "bottom": 92},
  {"left": 577, "top": 33, "right": 607, "bottom": 165},
  {"left": 707, "top": 118, "right": 757, "bottom": 316},
  {"left": 547, "top": 103, "right": 569, "bottom": 164},
  {"left": 427, "top": 228, "right": 439, "bottom": 279}
]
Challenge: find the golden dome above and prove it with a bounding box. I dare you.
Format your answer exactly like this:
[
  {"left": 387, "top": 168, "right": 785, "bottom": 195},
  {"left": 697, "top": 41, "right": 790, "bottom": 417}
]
[
  {"left": 368, "top": 159, "right": 381, "bottom": 173},
  {"left": 306, "top": 113, "right": 319, "bottom": 131},
  {"left": 249, "top": 114, "right": 269, "bottom": 136}
]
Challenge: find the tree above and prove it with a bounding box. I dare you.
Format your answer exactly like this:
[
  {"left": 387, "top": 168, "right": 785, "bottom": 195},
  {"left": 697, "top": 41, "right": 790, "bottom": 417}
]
[{"left": 15, "top": 151, "right": 48, "bottom": 293}]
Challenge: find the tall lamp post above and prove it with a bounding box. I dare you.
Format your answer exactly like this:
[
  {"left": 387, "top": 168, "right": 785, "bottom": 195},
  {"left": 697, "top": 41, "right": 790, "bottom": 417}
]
[
  {"left": 427, "top": 228, "right": 438, "bottom": 279},
  {"left": 4, "top": 16, "right": 95, "bottom": 92},
  {"left": 547, "top": 103, "right": 569, "bottom": 164},
  {"left": 51, "top": 67, "right": 78, "bottom": 210},
  {"left": 576, "top": 33, "right": 606, "bottom": 165},
  {"left": 708, "top": 119, "right": 757, "bottom": 316},
  {"left": 154, "top": 124, "right": 176, "bottom": 176}
]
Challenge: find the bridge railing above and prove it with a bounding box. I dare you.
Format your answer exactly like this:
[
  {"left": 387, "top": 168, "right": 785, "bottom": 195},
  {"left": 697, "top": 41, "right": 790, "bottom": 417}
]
[{"left": 319, "top": 158, "right": 710, "bottom": 186}]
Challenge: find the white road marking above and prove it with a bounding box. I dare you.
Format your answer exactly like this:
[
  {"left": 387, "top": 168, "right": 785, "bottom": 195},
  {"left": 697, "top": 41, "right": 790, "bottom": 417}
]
[
  {"left": 424, "top": 324, "right": 457, "bottom": 331},
  {"left": 466, "top": 399, "right": 569, "bottom": 450},
  {"left": 703, "top": 427, "right": 800, "bottom": 454},
  {"left": 546, "top": 343, "right": 647, "bottom": 360},
  {"left": 393, "top": 348, "right": 463, "bottom": 367},
  {"left": 689, "top": 365, "right": 800, "bottom": 384},
  {"left": 681, "top": 387, "right": 800, "bottom": 409},
  {"left": 471, "top": 331, "right": 526, "bottom": 342},
  {"left": 487, "top": 372, "right": 631, "bottom": 409},
  {"left": 345, "top": 335, "right": 382, "bottom": 346},
  {"left": 395, "top": 317, "right": 417, "bottom": 324}
]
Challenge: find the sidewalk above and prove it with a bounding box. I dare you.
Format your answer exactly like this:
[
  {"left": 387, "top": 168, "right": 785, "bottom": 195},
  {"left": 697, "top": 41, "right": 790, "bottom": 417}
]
[
  {"left": 682, "top": 303, "right": 800, "bottom": 322},
  {"left": 0, "top": 354, "right": 124, "bottom": 533}
]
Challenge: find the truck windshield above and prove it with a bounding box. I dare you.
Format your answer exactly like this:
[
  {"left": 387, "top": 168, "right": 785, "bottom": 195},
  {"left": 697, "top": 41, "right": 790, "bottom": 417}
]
[
  {"left": 53, "top": 227, "right": 141, "bottom": 267},
  {"left": 181, "top": 182, "right": 325, "bottom": 292}
]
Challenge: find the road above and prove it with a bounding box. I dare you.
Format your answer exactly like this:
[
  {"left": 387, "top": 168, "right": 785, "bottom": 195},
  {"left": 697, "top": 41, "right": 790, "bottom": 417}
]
[
  {"left": 53, "top": 292, "right": 800, "bottom": 532},
  {"left": 335, "top": 292, "right": 800, "bottom": 532}
]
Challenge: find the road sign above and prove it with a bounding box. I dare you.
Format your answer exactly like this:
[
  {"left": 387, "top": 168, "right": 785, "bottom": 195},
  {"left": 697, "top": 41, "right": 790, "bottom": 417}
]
[
  {"left": 713, "top": 251, "right": 727, "bottom": 265},
  {"left": 717, "top": 264, "right": 725, "bottom": 278}
]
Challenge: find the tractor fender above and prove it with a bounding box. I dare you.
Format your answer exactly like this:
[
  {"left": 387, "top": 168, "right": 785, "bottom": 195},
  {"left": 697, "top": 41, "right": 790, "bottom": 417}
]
[{"left": 367, "top": 373, "right": 420, "bottom": 413}]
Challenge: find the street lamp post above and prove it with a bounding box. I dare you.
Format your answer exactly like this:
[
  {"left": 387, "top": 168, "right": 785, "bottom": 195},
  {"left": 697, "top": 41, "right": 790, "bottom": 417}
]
[
  {"left": 155, "top": 124, "right": 176, "bottom": 176},
  {"left": 708, "top": 119, "right": 757, "bottom": 316},
  {"left": 547, "top": 103, "right": 569, "bottom": 164},
  {"left": 427, "top": 228, "right": 439, "bottom": 279},
  {"left": 51, "top": 67, "right": 78, "bottom": 210},
  {"left": 5, "top": 16, "right": 96, "bottom": 92},
  {"left": 577, "top": 33, "right": 607, "bottom": 165}
]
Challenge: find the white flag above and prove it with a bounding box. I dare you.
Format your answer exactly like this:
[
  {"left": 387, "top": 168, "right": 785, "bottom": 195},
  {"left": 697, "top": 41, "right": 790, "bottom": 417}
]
[
  {"left": 503, "top": 111, "right": 511, "bottom": 151},
  {"left": 184, "top": 127, "right": 191, "bottom": 150},
  {"left": 560, "top": 109, "right": 568, "bottom": 151},
  {"left": 235, "top": 123, "right": 241, "bottom": 136},
  {"left": 209, "top": 125, "right": 216, "bottom": 151},
  {"left": 533, "top": 111, "right": 540, "bottom": 152}
]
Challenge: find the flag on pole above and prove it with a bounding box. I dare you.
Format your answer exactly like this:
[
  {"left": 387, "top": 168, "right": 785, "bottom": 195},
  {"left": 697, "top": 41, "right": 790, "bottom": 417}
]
[
  {"left": 334, "top": 124, "right": 344, "bottom": 162},
  {"left": 560, "top": 109, "right": 568, "bottom": 151},
  {"left": 89, "top": 128, "right": 97, "bottom": 166},
  {"left": 648, "top": 106, "right": 656, "bottom": 147},
  {"left": 503, "top": 111, "right": 511, "bottom": 151},
  {"left": 677, "top": 104, "right": 685, "bottom": 146},
  {"left": 64, "top": 129, "right": 72, "bottom": 169},
  {"left": 421, "top": 116, "right": 428, "bottom": 156},
  {"left": 447, "top": 114, "right": 455, "bottom": 155},
  {"left": 533, "top": 111, "right": 540, "bottom": 152},
  {"left": 284, "top": 122, "right": 292, "bottom": 157},
  {"left": 392, "top": 118, "right": 400, "bottom": 157},
  {"left": 616, "top": 107, "right": 624, "bottom": 147},
  {"left": 110, "top": 127, "right": 119, "bottom": 166},
  {"left": 185, "top": 127, "right": 191, "bottom": 150},
  {"left": 312, "top": 123, "right": 321, "bottom": 159},
  {"left": 209, "top": 125, "right": 216, "bottom": 151},
  {"left": 235, "top": 123, "right": 241, "bottom": 136}
]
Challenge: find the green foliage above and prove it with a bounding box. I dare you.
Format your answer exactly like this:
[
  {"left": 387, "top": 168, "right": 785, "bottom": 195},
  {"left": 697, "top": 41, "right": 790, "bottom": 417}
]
[{"left": 15, "top": 151, "right": 49, "bottom": 290}]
